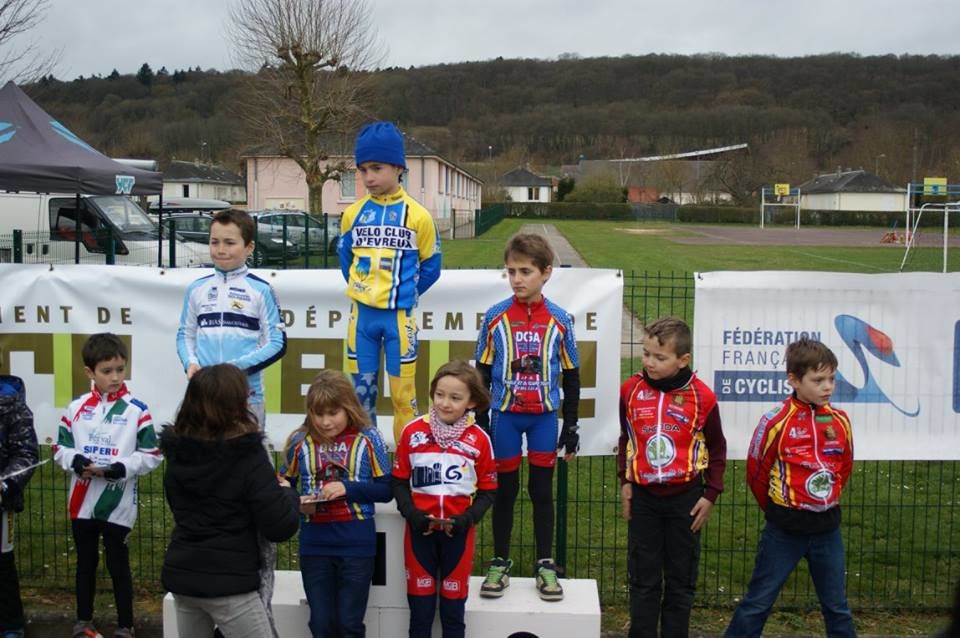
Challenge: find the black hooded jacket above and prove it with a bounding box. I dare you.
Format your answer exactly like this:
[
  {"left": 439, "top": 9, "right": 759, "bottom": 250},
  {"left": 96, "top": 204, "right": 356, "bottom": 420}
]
[
  {"left": 159, "top": 429, "right": 299, "bottom": 598},
  {"left": 0, "top": 375, "right": 38, "bottom": 514}
]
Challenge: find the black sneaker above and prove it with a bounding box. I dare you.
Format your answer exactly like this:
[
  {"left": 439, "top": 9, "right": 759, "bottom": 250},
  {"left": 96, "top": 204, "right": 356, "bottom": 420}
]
[{"left": 480, "top": 556, "right": 513, "bottom": 597}]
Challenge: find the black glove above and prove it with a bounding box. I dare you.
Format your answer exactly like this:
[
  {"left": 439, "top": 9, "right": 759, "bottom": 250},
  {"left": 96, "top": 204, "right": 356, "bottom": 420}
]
[
  {"left": 101, "top": 462, "right": 126, "bottom": 480},
  {"left": 408, "top": 509, "right": 432, "bottom": 534},
  {"left": 557, "top": 421, "right": 580, "bottom": 456},
  {"left": 71, "top": 455, "right": 92, "bottom": 476},
  {"left": 474, "top": 408, "right": 491, "bottom": 434},
  {"left": 449, "top": 513, "right": 473, "bottom": 536}
]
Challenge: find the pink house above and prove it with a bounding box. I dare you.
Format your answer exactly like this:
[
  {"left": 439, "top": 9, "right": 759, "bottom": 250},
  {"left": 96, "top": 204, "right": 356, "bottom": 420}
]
[{"left": 242, "top": 135, "right": 483, "bottom": 237}]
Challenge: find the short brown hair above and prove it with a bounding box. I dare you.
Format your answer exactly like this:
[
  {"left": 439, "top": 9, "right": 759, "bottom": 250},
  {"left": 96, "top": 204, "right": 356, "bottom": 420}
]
[
  {"left": 504, "top": 233, "right": 555, "bottom": 272},
  {"left": 212, "top": 208, "right": 255, "bottom": 245},
  {"left": 173, "top": 364, "right": 259, "bottom": 439},
  {"left": 786, "top": 338, "right": 838, "bottom": 378},
  {"left": 81, "top": 333, "right": 128, "bottom": 369},
  {"left": 430, "top": 361, "right": 491, "bottom": 414},
  {"left": 644, "top": 317, "right": 692, "bottom": 356}
]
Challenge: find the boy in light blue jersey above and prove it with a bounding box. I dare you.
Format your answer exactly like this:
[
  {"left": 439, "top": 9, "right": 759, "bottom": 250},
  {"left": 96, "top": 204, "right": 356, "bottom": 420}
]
[
  {"left": 176, "top": 208, "right": 287, "bottom": 426},
  {"left": 339, "top": 121, "right": 441, "bottom": 444}
]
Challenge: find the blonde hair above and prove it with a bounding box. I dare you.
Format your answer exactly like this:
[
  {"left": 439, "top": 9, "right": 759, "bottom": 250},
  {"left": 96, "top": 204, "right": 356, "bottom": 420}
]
[{"left": 284, "top": 369, "right": 370, "bottom": 455}]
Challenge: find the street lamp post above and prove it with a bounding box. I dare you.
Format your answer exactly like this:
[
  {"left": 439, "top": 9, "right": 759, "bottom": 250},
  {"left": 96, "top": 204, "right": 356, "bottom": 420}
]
[
  {"left": 488, "top": 145, "right": 492, "bottom": 162},
  {"left": 875, "top": 153, "right": 886, "bottom": 177}
]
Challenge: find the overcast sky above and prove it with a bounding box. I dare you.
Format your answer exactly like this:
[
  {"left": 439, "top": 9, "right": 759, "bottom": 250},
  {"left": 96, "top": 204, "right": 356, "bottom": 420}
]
[{"left": 31, "top": 0, "right": 960, "bottom": 79}]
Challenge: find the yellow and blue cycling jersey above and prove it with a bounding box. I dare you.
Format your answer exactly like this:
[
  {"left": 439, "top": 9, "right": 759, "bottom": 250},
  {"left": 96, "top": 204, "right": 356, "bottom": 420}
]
[{"left": 339, "top": 186, "right": 441, "bottom": 310}]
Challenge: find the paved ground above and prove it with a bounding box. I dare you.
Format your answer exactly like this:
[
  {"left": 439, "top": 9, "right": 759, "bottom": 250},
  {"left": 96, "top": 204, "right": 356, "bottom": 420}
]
[{"left": 520, "top": 224, "right": 644, "bottom": 358}]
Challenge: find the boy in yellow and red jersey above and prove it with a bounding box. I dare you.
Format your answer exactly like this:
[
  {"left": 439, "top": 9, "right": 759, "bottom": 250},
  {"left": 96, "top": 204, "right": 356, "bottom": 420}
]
[
  {"left": 725, "top": 338, "right": 855, "bottom": 637},
  {"left": 617, "top": 317, "right": 726, "bottom": 638},
  {"left": 339, "top": 121, "right": 441, "bottom": 444}
]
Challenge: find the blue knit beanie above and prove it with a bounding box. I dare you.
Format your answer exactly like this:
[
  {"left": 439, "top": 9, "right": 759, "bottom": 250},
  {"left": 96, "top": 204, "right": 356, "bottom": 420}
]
[{"left": 355, "top": 121, "right": 406, "bottom": 168}]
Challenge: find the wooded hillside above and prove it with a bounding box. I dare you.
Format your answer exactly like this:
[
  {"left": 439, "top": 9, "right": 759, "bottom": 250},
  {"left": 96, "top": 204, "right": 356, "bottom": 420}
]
[{"left": 25, "top": 53, "right": 960, "bottom": 187}]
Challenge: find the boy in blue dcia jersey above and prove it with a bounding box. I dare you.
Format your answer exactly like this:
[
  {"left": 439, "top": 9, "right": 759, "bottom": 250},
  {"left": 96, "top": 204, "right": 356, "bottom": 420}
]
[{"left": 339, "top": 121, "right": 441, "bottom": 444}]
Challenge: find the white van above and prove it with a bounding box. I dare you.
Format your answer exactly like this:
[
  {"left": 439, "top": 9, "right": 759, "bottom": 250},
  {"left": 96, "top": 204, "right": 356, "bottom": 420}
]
[{"left": 0, "top": 192, "right": 209, "bottom": 267}]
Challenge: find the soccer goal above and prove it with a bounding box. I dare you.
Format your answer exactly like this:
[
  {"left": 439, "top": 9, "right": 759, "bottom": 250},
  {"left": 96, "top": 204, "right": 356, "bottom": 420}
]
[
  {"left": 900, "top": 181, "right": 960, "bottom": 272},
  {"left": 759, "top": 185, "right": 801, "bottom": 229}
]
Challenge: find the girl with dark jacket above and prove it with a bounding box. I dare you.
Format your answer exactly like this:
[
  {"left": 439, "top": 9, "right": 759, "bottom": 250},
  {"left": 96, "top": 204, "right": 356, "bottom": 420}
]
[{"left": 160, "top": 364, "right": 299, "bottom": 638}]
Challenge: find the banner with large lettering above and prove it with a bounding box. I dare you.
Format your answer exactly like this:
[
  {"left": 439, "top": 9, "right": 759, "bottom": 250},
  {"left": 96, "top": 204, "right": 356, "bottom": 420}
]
[
  {"left": 0, "top": 265, "right": 622, "bottom": 455},
  {"left": 694, "top": 271, "right": 960, "bottom": 460}
]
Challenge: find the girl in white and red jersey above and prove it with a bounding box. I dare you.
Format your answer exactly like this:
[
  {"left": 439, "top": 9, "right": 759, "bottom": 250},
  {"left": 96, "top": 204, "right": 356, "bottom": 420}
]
[{"left": 392, "top": 361, "right": 497, "bottom": 638}]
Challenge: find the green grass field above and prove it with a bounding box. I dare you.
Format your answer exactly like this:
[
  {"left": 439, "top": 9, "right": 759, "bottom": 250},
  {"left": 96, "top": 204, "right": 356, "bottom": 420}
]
[
  {"left": 444, "top": 217, "right": 959, "bottom": 273},
  {"left": 13, "top": 216, "right": 959, "bottom": 634}
]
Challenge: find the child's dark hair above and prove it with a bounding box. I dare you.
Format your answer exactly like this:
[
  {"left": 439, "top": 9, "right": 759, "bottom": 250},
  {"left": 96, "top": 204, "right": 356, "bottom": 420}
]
[
  {"left": 212, "top": 208, "right": 256, "bottom": 245},
  {"left": 430, "top": 361, "right": 491, "bottom": 414},
  {"left": 644, "top": 317, "right": 692, "bottom": 357},
  {"left": 81, "top": 333, "right": 128, "bottom": 369},
  {"left": 504, "top": 233, "right": 555, "bottom": 272},
  {"left": 173, "top": 364, "right": 259, "bottom": 439},
  {"left": 786, "top": 338, "right": 838, "bottom": 378}
]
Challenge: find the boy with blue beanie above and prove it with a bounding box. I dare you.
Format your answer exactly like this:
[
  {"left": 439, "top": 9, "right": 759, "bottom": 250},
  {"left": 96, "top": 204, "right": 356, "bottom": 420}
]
[{"left": 339, "top": 121, "right": 441, "bottom": 444}]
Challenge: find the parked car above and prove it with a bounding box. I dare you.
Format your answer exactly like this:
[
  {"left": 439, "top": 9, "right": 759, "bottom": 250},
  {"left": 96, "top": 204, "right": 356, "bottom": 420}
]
[
  {"left": 0, "top": 192, "right": 208, "bottom": 267},
  {"left": 162, "top": 212, "right": 297, "bottom": 267},
  {"left": 248, "top": 210, "right": 340, "bottom": 256}
]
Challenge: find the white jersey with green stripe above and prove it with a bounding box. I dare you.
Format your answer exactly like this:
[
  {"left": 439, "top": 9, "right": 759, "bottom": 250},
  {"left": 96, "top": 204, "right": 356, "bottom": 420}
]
[{"left": 53, "top": 383, "right": 162, "bottom": 528}]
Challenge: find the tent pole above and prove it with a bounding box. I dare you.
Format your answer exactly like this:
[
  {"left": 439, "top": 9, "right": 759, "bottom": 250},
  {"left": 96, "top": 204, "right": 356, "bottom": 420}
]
[
  {"left": 74, "top": 193, "right": 80, "bottom": 264},
  {"left": 158, "top": 192, "right": 163, "bottom": 267}
]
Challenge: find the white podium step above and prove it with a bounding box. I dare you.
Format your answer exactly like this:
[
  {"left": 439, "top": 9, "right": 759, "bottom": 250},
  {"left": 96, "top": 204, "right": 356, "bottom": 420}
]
[
  {"left": 163, "top": 572, "right": 601, "bottom": 637},
  {"left": 161, "top": 503, "right": 601, "bottom": 637}
]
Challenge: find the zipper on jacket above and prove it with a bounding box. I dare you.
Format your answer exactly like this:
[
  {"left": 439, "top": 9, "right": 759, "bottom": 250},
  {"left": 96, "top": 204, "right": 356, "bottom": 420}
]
[
  {"left": 217, "top": 269, "right": 227, "bottom": 363},
  {"left": 439, "top": 450, "right": 446, "bottom": 520},
  {"left": 655, "top": 391, "right": 665, "bottom": 483}
]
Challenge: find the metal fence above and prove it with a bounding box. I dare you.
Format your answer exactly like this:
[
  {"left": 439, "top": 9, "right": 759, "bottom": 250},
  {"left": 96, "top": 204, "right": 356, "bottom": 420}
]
[
  {"left": 11, "top": 271, "right": 960, "bottom": 612},
  {"left": 475, "top": 203, "right": 506, "bottom": 236},
  {"left": 435, "top": 209, "right": 477, "bottom": 239},
  {"left": 0, "top": 212, "right": 340, "bottom": 269}
]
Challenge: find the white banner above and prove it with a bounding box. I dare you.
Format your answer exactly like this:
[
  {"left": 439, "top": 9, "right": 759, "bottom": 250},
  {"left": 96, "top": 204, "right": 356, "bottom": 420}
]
[
  {"left": 0, "top": 265, "right": 622, "bottom": 455},
  {"left": 694, "top": 271, "right": 960, "bottom": 460}
]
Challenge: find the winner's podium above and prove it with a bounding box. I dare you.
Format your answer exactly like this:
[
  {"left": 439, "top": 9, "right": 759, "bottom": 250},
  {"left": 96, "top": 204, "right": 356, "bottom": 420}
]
[{"left": 162, "top": 503, "right": 601, "bottom": 637}]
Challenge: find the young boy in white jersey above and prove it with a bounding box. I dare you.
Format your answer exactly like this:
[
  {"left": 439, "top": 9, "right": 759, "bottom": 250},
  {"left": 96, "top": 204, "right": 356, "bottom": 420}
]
[
  {"left": 54, "top": 333, "right": 162, "bottom": 638},
  {"left": 176, "top": 208, "right": 287, "bottom": 427}
]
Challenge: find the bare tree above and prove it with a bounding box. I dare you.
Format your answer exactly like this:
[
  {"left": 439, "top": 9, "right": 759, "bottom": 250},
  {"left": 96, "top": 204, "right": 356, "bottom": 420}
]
[
  {"left": 0, "top": 0, "right": 57, "bottom": 83},
  {"left": 228, "top": 0, "right": 382, "bottom": 212}
]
